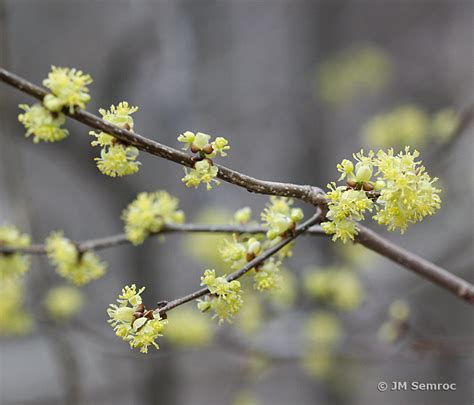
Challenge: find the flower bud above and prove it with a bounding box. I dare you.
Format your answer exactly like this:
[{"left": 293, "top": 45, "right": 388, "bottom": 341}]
[
  {"left": 234, "top": 207, "right": 252, "bottom": 223},
  {"left": 355, "top": 163, "right": 372, "bottom": 183},
  {"left": 346, "top": 180, "right": 357, "bottom": 188},
  {"left": 362, "top": 182, "right": 374, "bottom": 191},
  {"left": 373, "top": 180, "right": 385, "bottom": 191},
  {"left": 194, "top": 132, "right": 211, "bottom": 149},
  {"left": 247, "top": 238, "right": 262, "bottom": 255},
  {"left": 290, "top": 208, "right": 304, "bottom": 223},
  {"left": 43, "top": 94, "right": 63, "bottom": 112},
  {"left": 202, "top": 144, "right": 214, "bottom": 155}
]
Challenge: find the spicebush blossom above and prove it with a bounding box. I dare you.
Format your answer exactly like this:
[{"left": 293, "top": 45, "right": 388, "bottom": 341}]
[
  {"left": 197, "top": 269, "right": 243, "bottom": 324},
  {"left": 304, "top": 266, "right": 363, "bottom": 311},
  {"left": 322, "top": 147, "right": 441, "bottom": 242},
  {"left": 122, "top": 191, "right": 185, "bottom": 245},
  {"left": 253, "top": 258, "right": 282, "bottom": 292},
  {"left": 43, "top": 286, "right": 83, "bottom": 320},
  {"left": 18, "top": 103, "right": 69, "bottom": 143},
  {"left": 107, "top": 285, "right": 167, "bottom": 353},
  {"left": 261, "top": 197, "right": 304, "bottom": 240},
  {"left": 89, "top": 102, "right": 141, "bottom": 177},
  {"left": 46, "top": 232, "right": 106, "bottom": 285},
  {"left": 377, "top": 299, "right": 411, "bottom": 343},
  {"left": 42, "top": 66, "right": 92, "bottom": 113},
  {"left": 178, "top": 131, "right": 230, "bottom": 190},
  {"left": 0, "top": 278, "right": 33, "bottom": 336},
  {"left": 165, "top": 307, "right": 214, "bottom": 347},
  {"left": 0, "top": 225, "right": 31, "bottom": 280}
]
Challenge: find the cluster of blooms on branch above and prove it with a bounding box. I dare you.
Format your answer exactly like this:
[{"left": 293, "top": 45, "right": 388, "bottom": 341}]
[
  {"left": 107, "top": 285, "right": 167, "bottom": 353},
  {"left": 89, "top": 102, "right": 141, "bottom": 177},
  {"left": 178, "top": 131, "right": 230, "bottom": 190},
  {"left": 0, "top": 226, "right": 33, "bottom": 336},
  {"left": 122, "top": 190, "right": 185, "bottom": 245},
  {"left": 18, "top": 66, "right": 92, "bottom": 143},
  {"left": 321, "top": 147, "right": 441, "bottom": 242},
  {"left": 46, "top": 232, "right": 106, "bottom": 285},
  {"left": 4, "top": 64, "right": 451, "bottom": 360}
]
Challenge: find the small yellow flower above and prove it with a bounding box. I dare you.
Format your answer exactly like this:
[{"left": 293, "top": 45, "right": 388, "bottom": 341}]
[
  {"left": 43, "top": 286, "right": 83, "bottom": 320},
  {"left": 43, "top": 66, "right": 93, "bottom": 113},
  {"left": 18, "top": 103, "right": 68, "bottom": 143},
  {"left": 46, "top": 232, "right": 106, "bottom": 285},
  {"left": 198, "top": 269, "right": 243, "bottom": 324},
  {"left": 122, "top": 191, "right": 185, "bottom": 245},
  {"left": 0, "top": 225, "right": 31, "bottom": 280},
  {"left": 90, "top": 102, "right": 141, "bottom": 177}
]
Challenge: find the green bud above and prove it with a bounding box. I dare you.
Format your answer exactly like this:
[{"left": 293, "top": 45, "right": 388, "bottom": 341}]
[
  {"left": 194, "top": 132, "right": 211, "bottom": 150},
  {"left": 355, "top": 163, "right": 372, "bottom": 183},
  {"left": 290, "top": 208, "right": 304, "bottom": 222}
]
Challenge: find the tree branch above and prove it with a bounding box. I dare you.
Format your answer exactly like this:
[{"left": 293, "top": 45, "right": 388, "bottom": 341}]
[
  {"left": 0, "top": 67, "right": 473, "bottom": 306},
  {"left": 155, "top": 212, "right": 321, "bottom": 315},
  {"left": 355, "top": 225, "right": 474, "bottom": 304},
  {"left": 0, "top": 67, "right": 324, "bottom": 206},
  {"left": 0, "top": 222, "right": 327, "bottom": 255}
]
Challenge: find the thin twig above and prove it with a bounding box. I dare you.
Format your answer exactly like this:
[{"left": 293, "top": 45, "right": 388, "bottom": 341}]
[
  {"left": 355, "top": 225, "right": 474, "bottom": 304},
  {"left": 1, "top": 67, "right": 473, "bottom": 305},
  {"left": 155, "top": 212, "right": 321, "bottom": 315},
  {"left": 0, "top": 67, "right": 325, "bottom": 206},
  {"left": 0, "top": 222, "right": 327, "bottom": 255}
]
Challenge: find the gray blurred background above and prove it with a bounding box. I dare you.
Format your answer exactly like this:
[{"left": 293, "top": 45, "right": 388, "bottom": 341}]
[{"left": 0, "top": 0, "right": 473, "bottom": 404}]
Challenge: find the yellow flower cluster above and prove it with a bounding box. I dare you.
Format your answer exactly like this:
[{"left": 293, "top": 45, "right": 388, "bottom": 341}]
[
  {"left": 253, "top": 259, "right": 282, "bottom": 292},
  {"left": 18, "top": 66, "right": 92, "bottom": 143},
  {"left": 261, "top": 197, "right": 304, "bottom": 240},
  {"left": 197, "top": 269, "right": 243, "bottom": 324},
  {"left": 107, "top": 285, "right": 167, "bottom": 354},
  {"left": 43, "top": 66, "right": 93, "bottom": 113},
  {"left": 377, "top": 299, "right": 410, "bottom": 343},
  {"left": 322, "top": 147, "right": 441, "bottom": 242},
  {"left": 317, "top": 44, "right": 391, "bottom": 105},
  {"left": 45, "top": 232, "right": 106, "bottom": 285},
  {"left": 0, "top": 278, "right": 33, "bottom": 336},
  {"left": 43, "top": 286, "right": 83, "bottom": 320},
  {"left": 178, "top": 131, "right": 230, "bottom": 190},
  {"left": 301, "top": 312, "right": 343, "bottom": 379},
  {"left": 182, "top": 159, "right": 220, "bottom": 190},
  {"left": 373, "top": 148, "right": 441, "bottom": 232},
  {"left": 362, "top": 105, "right": 460, "bottom": 148},
  {"left": 90, "top": 102, "right": 141, "bottom": 177},
  {"left": 321, "top": 184, "right": 374, "bottom": 243},
  {"left": 122, "top": 191, "right": 185, "bottom": 245},
  {"left": 18, "top": 104, "right": 68, "bottom": 143},
  {"left": 303, "top": 266, "right": 363, "bottom": 311},
  {"left": 0, "top": 225, "right": 31, "bottom": 280},
  {"left": 165, "top": 307, "right": 214, "bottom": 347}
]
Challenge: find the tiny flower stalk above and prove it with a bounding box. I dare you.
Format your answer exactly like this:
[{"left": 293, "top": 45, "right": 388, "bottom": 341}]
[{"left": 178, "top": 131, "right": 230, "bottom": 190}]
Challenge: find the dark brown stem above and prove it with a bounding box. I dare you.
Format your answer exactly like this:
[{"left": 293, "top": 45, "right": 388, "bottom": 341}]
[
  {"left": 156, "top": 212, "right": 321, "bottom": 315},
  {"left": 0, "top": 67, "right": 324, "bottom": 205},
  {"left": 0, "top": 222, "right": 327, "bottom": 255},
  {"left": 355, "top": 225, "right": 474, "bottom": 304},
  {"left": 0, "top": 67, "right": 473, "bottom": 306}
]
